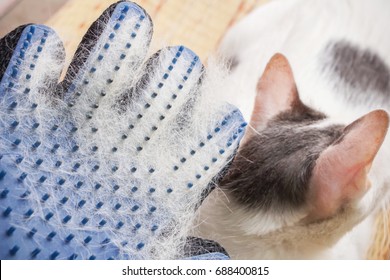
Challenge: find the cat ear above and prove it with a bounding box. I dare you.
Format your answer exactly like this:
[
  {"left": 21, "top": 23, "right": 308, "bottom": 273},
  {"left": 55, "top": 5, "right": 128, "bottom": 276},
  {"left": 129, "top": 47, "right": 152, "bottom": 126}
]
[
  {"left": 250, "top": 53, "right": 300, "bottom": 129},
  {"left": 309, "top": 110, "right": 389, "bottom": 219}
]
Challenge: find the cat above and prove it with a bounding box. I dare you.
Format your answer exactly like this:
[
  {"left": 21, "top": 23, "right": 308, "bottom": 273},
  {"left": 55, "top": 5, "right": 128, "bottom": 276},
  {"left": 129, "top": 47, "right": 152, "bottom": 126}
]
[{"left": 193, "top": 0, "right": 390, "bottom": 259}]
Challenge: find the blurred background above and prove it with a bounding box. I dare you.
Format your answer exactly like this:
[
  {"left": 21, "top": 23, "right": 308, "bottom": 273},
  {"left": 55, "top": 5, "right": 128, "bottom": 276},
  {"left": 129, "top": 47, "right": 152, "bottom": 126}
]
[
  {"left": 0, "top": 0, "right": 267, "bottom": 70},
  {"left": 0, "top": 0, "right": 67, "bottom": 35}
]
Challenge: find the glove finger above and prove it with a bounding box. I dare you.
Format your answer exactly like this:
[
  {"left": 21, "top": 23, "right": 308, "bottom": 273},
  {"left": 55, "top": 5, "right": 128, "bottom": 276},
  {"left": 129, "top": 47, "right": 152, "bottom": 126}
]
[
  {"left": 168, "top": 106, "right": 246, "bottom": 191},
  {"left": 0, "top": 24, "right": 65, "bottom": 155},
  {"left": 0, "top": 24, "right": 30, "bottom": 81},
  {"left": 95, "top": 46, "right": 203, "bottom": 160},
  {"left": 0, "top": 24, "right": 64, "bottom": 102},
  {"left": 62, "top": 1, "right": 153, "bottom": 127}
]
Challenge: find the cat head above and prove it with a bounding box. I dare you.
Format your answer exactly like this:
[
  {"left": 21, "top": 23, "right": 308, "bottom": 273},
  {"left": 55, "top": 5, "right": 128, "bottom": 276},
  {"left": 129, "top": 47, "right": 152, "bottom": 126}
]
[{"left": 221, "top": 54, "right": 389, "bottom": 244}]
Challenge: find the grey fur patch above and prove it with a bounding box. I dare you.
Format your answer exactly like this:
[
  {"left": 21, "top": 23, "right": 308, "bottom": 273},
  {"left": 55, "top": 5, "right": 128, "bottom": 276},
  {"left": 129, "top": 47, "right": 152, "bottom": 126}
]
[
  {"left": 221, "top": 109, "right": 343, "bottom": 211},
  {"left": 324, "top": 40, "right": 390, "bottom": 101},
  {"left": 226, "top": 56, "right": 239, "bottom": 72}
]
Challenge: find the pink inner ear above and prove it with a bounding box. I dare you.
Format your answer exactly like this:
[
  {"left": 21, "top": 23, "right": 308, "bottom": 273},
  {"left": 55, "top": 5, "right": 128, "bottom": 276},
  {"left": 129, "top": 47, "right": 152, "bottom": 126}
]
[
  {"left": 250, "top": 53, "right": 299, "bottom": 129},
  {"left": 309, "top": 110, "right": 389, "bottom": 219}
]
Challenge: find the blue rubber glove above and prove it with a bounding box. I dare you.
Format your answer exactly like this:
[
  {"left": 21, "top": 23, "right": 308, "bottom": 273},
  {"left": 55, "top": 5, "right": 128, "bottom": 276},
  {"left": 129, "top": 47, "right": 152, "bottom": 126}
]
[{"left": 0, "top": 1, "right": 245, "bottom": 260}]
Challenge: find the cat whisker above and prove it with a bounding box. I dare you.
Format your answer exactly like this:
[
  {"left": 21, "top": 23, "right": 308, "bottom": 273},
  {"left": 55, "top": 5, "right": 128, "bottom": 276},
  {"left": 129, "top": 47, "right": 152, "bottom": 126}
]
[
  {"left": 247, "top": 123, "right": 262, "bottom": 136},
  {"left": 239, "top": 155, "right": 254, "bottom": 164}
]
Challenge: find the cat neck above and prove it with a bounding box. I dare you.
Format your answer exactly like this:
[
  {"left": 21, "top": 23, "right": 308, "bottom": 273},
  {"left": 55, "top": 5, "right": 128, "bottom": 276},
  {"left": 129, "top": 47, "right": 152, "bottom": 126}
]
[{"left": 194, "top": 188, "right": 374, "bottom": 259}]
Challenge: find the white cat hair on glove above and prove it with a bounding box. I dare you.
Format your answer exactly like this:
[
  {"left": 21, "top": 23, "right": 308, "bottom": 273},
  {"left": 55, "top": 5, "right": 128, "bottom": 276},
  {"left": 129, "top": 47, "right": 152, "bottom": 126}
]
[{"left": 0, "top": 1, "right": 245, "bottom": 259}]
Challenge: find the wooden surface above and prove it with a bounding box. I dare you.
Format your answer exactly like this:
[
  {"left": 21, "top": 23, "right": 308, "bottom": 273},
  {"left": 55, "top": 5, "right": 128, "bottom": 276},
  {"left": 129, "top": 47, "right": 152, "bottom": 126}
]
[
  {"left": 368, "top": 211, "right": 390, "bottom": 259},
  {"left": 47, "top": 0, "right": 269, "bottom": 70},
  {"left": 0, "top": 0, "right": 67, "bottom": 37},
  {"left": 46, "top": 0, "right": 389, "bottom": 260}
]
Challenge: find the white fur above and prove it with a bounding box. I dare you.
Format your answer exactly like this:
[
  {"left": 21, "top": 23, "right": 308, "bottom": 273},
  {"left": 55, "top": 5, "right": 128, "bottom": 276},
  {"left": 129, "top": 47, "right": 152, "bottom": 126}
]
[{"left": 195, "top": 0, "right": 390, "bottom": 259}]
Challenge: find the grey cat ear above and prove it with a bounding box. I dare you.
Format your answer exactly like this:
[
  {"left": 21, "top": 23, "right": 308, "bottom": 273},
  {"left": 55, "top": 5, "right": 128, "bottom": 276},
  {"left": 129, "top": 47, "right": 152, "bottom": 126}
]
[
  {"left": 308, "top": 110, "right": 389, "bottom": 219},
  {"left": 249, "top": 53, "right": 299, "bottom": 129}
]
